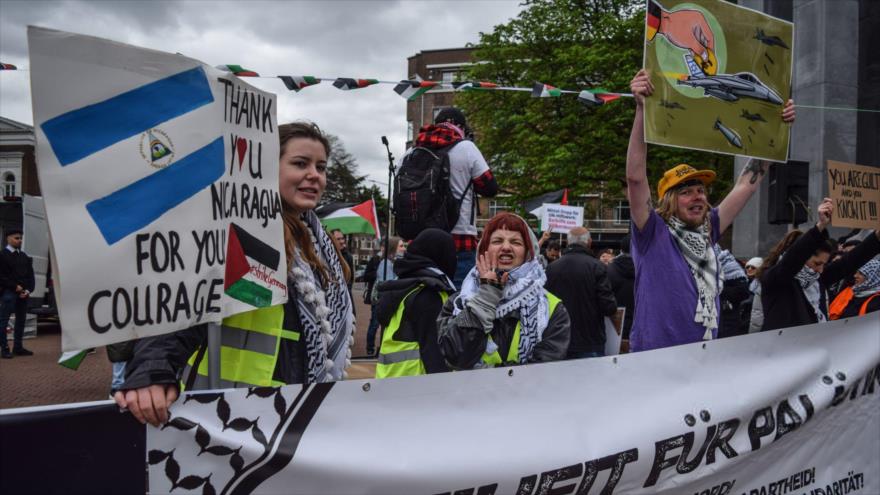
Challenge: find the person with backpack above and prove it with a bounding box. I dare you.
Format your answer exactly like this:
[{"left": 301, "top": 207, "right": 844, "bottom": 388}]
[
  {"left": 394, "top": 108, "right": 498, "bottom": 289},
  {"left": 374, "top": 229, "right": 457, "bottom": 378}
]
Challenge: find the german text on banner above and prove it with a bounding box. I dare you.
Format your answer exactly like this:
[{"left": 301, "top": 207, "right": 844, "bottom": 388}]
[
  {"left": 540, "top": 203, "right": 584, "bottom": 234},
  {"left": 145, "top": 316, "right": 880, "bottom": 494},
  {"left": 27, "top": 27, "right": 286, "bottom": 351},
  {"left": 643, "top": 0, "right": 793, "bottom": 162}
]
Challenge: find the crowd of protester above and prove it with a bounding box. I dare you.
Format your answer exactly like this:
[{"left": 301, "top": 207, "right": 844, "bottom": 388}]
[{"left": 113, "top": 71, "right": 879, "bottom": 428}]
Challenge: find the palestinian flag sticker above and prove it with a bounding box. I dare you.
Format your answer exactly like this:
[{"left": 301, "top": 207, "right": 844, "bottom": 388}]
[{"left": 224, "top": 223, "right": 285, "bottom": 308}]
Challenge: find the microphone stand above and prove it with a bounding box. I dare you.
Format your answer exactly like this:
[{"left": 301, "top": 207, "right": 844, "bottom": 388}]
[{"left": 381, "top": 136, "right": 395, "bottom": 282}]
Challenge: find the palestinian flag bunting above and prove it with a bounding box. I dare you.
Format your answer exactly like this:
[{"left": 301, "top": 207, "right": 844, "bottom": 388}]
[
  {"left": 393, "top": 80, "right": 439, "bottom": 100},
  {"left": 225, "top": 223, "right": 282, "bottom": 308},
  {"left": 577, "top": 89, "right": 622, "bottom": 107},
  {"left": 215, "top": 64, "right": 260, "bottom": 77},
  {"left": 333, "top": 78, "right": 380, "bottom": 90},
  {"left": 278, "top": 75, "right": 321, "bottom": 92},
  {"left": 451, "top": 81, "right": 498, "bottom": 90},
  {"left": 531, "top": 82, "right": 562, "bottom": 98},
  {"left": 319, "top": 199, "right": 380, "bottom": 237}
]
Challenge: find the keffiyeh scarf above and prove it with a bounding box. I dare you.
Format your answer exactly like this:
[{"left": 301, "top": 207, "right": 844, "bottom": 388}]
[
  {"left": 289, "top": 210, "right": 355, "bottom": 383},
  {"left": 794, "top": 264, "right": 825, "bottom": 322},
  {"left": 853, "top": 259, "right": 880, "bottom": 298},
  {"left": 715, "top": 247, "right": 748, "bottom": 282},
  {"left": 453, "top": 258, "right": 549, "bottom": 364},
  {"left": 667, "top": 216, "right": 719, "bottom": 339}
]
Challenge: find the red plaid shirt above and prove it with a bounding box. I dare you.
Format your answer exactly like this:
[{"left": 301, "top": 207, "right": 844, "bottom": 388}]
[{"left": 453, "top": 234, "right": 478, "bottom": 252}]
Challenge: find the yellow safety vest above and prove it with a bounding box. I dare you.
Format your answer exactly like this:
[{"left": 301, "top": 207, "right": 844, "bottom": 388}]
[
  {"left": 182, "top": 305, "right": 300, "bottom": 390},
  {"left": 481, "top": 291, "right": 561, "bottom": 367},
  {"left": 375, "top": 286, "right": 449, "bottom": 379}
]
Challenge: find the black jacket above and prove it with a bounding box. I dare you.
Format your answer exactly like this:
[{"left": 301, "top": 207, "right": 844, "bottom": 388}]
[
  {"left": 544, "top": 244, "right": 618, "bottom": 354},
  {"left": 122, "top": 288, "right": 307, "bottom": 390},
  {"left": 761, "top": 228, "right": 880, "bottom": 331},
  {"left": 839, "top": 293, "right": 880, "bottom": 318},
  {"left": 438, "top": 284, "right": 570, "bottom": 369},
  {"left": 0, "top": 248, "right": 35, "bottom": 295},
  {"left": 605, "top": 254, "right": 635, "bottom": 339},
  {"left": 718, "top": 277, "right": 751, "bottom": 338}
]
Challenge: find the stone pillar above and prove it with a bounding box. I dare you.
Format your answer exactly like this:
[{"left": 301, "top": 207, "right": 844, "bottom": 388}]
[{"left": 733, "top": 0, "right": 860, "bottom": 258}]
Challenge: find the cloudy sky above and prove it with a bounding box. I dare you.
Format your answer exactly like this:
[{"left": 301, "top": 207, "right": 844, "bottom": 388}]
[{"left": 0, "top": 0, "right": 523, "bottom": 187}]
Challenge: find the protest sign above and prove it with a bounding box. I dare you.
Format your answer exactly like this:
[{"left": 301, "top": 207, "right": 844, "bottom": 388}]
[
  {"left": 540, "top": 203, "right": 584, "bottom": 234},
  {"left": 827, "top": 160, "right": 880, "bottom": 230},
  {"left": 28, "top": 27, "right": 287, "bottom": 351},
  {"left": 643, "top": 0, "right": 793, "bottom": 162}
]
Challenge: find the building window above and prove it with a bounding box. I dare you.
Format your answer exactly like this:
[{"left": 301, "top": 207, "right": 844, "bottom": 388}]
[
  {"left": 489, "top": 199, "right": 509, "bottom": 217},
  {"left": 407, "top": 121, "right": 414, "bottom": 142},
  {"left": 3, "top": 172, "right": 15, "bottom": 197},
  {"left": 441, "top": 71, "right": 456, "bottom": 83},
  {"left": 614, "top": 200, "right": 630, "bottom": 224}
]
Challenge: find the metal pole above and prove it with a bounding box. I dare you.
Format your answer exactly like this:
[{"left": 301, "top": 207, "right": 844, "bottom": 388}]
[
  {"left": 207, "top": 322, "right": 221, "bottom": 389},
  {"left": 381, "top": 136, "right": 395, "bottom": 281}
]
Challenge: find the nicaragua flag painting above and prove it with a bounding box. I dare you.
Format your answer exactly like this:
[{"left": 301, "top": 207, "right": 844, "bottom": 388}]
[{"left": 28, "top": 27, "right": 287, "bottom": 351}]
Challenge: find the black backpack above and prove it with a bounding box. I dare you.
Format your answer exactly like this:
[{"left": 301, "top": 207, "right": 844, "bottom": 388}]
[{"left": 393, "top": 143, "right": 472, "bottom": 240}]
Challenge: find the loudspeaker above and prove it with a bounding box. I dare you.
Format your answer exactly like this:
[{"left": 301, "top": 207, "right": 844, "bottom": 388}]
[{"left": 767, "top": 160, "right": 809, "bottom": 225}]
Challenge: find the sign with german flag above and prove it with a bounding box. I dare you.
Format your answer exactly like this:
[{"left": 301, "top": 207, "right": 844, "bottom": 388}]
[
  {"left": 642, "top": 0, "right": 793, "bottom": 162},
  {"left": 28, "top": 27, "right": 287, "bottom": 351}
]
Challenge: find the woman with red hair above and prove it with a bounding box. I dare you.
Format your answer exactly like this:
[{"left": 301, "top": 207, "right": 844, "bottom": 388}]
[{"left": 438, "top": 212, "right": 570, "bottom": 369}]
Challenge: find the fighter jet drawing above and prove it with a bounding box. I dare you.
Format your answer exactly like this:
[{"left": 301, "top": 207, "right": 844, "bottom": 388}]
[
  {"left": 660, "top": 99, "right": 686, "bottom": 110},
  {"left": 677, "top": 71, "right": 784, "bottom": 105},
  {"left": 740, "top": 109, "right": 767, "bottom": 122},
  {"left": 754, "top": 29, "right": 790, "bottom": 49}
]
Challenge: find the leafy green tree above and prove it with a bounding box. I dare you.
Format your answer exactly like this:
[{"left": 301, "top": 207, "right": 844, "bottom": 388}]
[
  {"left": 458, "top": 0, "right": 733, "bottom": 208},
  {"left": 323, "top": 134, "right": 368, "bottom": 203}
]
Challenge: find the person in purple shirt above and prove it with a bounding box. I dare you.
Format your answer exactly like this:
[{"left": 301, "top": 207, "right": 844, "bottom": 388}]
[{"left": 625, "top": 69, "right": 796, "bottom": 351}]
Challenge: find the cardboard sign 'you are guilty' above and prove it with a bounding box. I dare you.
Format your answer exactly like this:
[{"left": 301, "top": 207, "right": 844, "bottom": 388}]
[
  {"left": 28, "top": 27, "right": 287, "bottom": 351},
  {"left": 827, "top": 160, "right": 880, "bottom": 230}
]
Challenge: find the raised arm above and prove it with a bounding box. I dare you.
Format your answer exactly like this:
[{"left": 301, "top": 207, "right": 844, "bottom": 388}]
[
  {"left": 626, "top": 69, "right": 654, "bottom": 231},
  {"left": 717, "top": 100, "right": 796, "bottom": 233}
]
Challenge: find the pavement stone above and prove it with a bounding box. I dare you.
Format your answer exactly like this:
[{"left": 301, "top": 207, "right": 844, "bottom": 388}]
[{"left": 0, "top": 285, "right": 378, "bottom": 410}]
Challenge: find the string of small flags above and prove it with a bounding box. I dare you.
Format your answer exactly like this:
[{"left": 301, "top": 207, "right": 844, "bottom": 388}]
[{"left": 214, "top": 64, "right": 632, "bottom": 107}]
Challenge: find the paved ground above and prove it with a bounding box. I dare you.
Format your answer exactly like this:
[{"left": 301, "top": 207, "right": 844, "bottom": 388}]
[{"left": 0, "top": 285, "right": 379, "bottom": 410}]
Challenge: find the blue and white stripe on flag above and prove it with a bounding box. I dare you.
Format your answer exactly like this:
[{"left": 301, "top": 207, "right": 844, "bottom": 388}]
[{"left": 39, "top": 66, "right": 224, "bottom": 245}]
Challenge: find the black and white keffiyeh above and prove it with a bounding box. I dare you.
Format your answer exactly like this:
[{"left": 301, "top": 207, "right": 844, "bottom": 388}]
[
  {"left": 667, "top": 216, "right": 719, "bottom": 338},
  {"left": 454, "top": 257, "right": 549, "bottom": 365},
  {"left": 853, "top": 259, "right": 880, "bottom": 298},
  {"left": 289, "top": 210, "right": 355, "bottom": 383},
  {"left": 794, "top": 264, "right": 825, "bottom": 322}
]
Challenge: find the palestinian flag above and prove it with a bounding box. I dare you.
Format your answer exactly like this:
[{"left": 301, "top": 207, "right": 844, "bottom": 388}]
[
  {"left": 225, "top": 223, "right": 282, "bottom": 308},
  {"left": 393, "top": 80, "right": 439, "bottom": 101},
  {"left": 215, "top": 64, "right": 259, "bottom": 77},
  {"left": 531, "top": 82, "right": 562, "bottom": 98},
  {"left": 58, "top": 349, "right": 88, "bottom": 370},
  {"left": 333, "top": 78, "right": 379, "bottom": 90},
  {"left": 319, "top": 199, "right": 380, "bottom": 237},
  {"left": 523, "top": 189, "right": 567, "bottom": 217},
  {"left": 0, "top": 63, "right": 17, "bottom": 70},
  {"left": 577, "top": 89, "right": 622, "bottom": 107},
  {"left": 451, "top": 81, "right": 498, "bottom": 90},
  {"left": 278, "top": 75, "right": 321, "bottom": 92}
]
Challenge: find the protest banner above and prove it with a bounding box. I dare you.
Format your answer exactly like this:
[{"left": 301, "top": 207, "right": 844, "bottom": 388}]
[
  {"left": 27, "top": 27, "right": 286, "bottom": 351},
  {"left": 643, "top": 0, "right": 793, "bottom": 162},
  {"left": 827, "top": 160, "right": 880, "bottom": 230},
  {"left": 1, "top": 315, "right": 877, "bottom": 494},
  {"left": 540, "top": 203, "right": 584, "bottom": 234}
]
